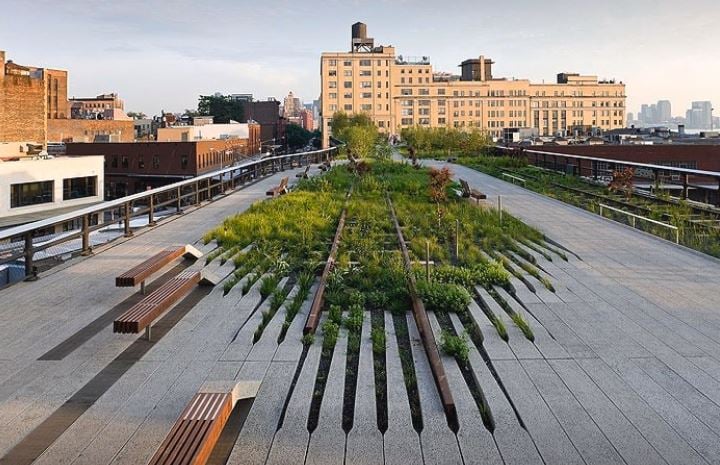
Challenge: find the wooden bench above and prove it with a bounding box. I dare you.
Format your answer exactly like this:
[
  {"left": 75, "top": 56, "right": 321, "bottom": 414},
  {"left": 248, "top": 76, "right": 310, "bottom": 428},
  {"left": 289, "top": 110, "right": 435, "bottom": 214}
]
[
  {"left": 266, "top": 176, "right": 289, "bottom": 197},
  {"left": 459, "top": 178, "right": 487, "bottom": 203},
  {"left": 295, "top": 165, "right": 310, "bottom": 179},
  {"left": 115, "top": 245, "right": 202, "bottom": 294},
  {"left": 114, "top": 269, "right": 203, "bottom": 340},
  {"left": 148, "top": 381, "right": 261, "bottom": 465}
]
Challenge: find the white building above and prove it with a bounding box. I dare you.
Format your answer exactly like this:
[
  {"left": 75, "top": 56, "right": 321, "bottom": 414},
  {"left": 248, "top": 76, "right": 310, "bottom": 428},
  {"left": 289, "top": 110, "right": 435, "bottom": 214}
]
[
  {"left": 0, "top": 155, "right": 104, "bottom": 229},
  {"left": 156, "top": 122, "right": 251, "bottom": 142}
]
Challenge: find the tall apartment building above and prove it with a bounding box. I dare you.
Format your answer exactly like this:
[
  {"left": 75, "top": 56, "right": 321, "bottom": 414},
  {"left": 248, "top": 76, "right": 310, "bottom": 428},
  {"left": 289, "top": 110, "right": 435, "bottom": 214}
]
[{"left": 320, "top": 23, "right": 626, "bottom": 147}]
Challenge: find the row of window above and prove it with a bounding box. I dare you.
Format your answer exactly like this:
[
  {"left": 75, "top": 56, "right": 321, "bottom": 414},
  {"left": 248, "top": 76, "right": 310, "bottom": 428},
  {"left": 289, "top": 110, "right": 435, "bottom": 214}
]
[
  {"left": 108, "top": 155, "right": 194, "bottom": 170},
  {"left": 327, "top": 59, "right": 391, "bottom": 67},
  {"left": 9, "top": 177, "right": 98, "bottom": 209}
]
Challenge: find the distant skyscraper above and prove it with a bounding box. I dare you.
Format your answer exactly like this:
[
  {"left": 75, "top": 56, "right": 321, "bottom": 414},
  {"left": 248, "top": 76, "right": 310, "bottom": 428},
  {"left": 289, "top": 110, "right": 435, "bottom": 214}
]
[
  {"left": 283, "top": 91, "right": 302, "bottom": 118},
  {"left": 657, "top": 100, "right": 671, "bottom": 123},
  {"left": 686, "top": 101, "right": 713, "bottom": 129}
]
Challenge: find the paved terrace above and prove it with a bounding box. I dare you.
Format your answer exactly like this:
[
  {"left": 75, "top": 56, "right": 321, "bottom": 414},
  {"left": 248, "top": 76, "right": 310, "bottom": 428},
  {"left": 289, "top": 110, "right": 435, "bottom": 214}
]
[{"left": 1, "top": 161, "right": 720, "bottom": 465}]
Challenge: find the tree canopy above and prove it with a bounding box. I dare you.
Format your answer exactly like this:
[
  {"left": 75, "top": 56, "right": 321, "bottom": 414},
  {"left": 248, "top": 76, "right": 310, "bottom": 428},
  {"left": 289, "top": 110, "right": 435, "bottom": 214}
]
[
  {"left": 197, "top": 95, "right": 245, "bottom": 123},
  {"left": 400, "top": 126, "right": 492, "bottom": 156},
  {"left": 285, "top": 124, "right": 319, "bottom": 150},
  {"left": 330, "top": 111, "right": 378, "bottom": 159}
]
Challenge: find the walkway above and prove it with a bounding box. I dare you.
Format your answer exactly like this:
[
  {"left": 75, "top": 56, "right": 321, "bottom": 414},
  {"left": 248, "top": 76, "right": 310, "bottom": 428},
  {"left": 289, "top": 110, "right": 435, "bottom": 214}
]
[{"left": 1, "top": 158, "right": 720, "bottom": 465}]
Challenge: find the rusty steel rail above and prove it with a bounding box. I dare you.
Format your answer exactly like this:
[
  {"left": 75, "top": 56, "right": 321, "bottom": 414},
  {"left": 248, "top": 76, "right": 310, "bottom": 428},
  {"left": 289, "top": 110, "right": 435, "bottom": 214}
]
[
  {"left": 303, "top": 186, "right": 353, "bottom": 335},
  {"left": 386, "top": 195, "right": 458, "bottom": 429}
]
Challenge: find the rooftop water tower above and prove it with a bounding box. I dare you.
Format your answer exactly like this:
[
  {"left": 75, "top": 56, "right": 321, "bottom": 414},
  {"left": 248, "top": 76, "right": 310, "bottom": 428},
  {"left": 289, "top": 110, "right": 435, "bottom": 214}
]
[{"left": 351, "top": 22, "right": 374, "bottom": 52}]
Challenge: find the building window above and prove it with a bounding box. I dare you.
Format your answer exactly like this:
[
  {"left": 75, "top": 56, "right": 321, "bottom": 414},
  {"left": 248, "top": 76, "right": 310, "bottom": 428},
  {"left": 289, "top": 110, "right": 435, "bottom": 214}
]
[
  {"left": 360, "top": 81, "right": 372, "bottom": 88},
  {"left": 138, "top": 156, "right": 145, "bottom": 169},
  {"left": 344, "top": 70, "right": 352, "bottom": 76},
  {"left": 360, "top": 70, "right": 371, "bottom": 76},
  {"left": 63, "top": 176, "right": 97, "bottom": 200},
  {"left": 329, "top": 93, "right": 337, "bottom": 99},
  {"left": 11, "top": 181, "right": 54, "bottom": 208},
  {"left": 343, "top": 60, "right": 352, "bottom": 66},
  {"left": 361, "top": 104, "right": 372, "bottom": 111},
  {"left": 153, "top": 156, "right": 160, "bottom": 168},
  {"left": 401, "top": 89, "right": 412, "bottom": 96},
  {"left": 329, "top": 81, "right": 337, "bottom": 89},
  {"left": 344, "top": 104, "right": 353, "bottom": 111},
  {"left": 344, "top": 92, "right": 353, "bottom": 99},
  {"left": 181, "top": 155, "right": 188, "bottom": 169},
  {"left": 328, "top": 59, "right": 337, "bottom": 66},
  {"left": 419, "top": 89, "right": 429, "bottom": 95},
  {"left": 362, "top": 92, "right": 372, "bottom": 98},
  {"left": 359, "top": 59, "right": 371, "bottom": 66},
  {"left": 344, "top": 81, "right": 352, "bottom": 88},
  {"left": 401, "top": 118, "right": 413, "bottom": 125},
  {"left": 111, "top": 156, "right": 118, "bottom": 168},
  {"left": 121, "top": 156, "right": 129, "bottom": 168}
]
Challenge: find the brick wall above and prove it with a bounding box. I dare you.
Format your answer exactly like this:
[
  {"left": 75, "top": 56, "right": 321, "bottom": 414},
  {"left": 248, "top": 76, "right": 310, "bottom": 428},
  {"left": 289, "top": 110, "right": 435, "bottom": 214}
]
[
  {"left": 47, "top": 119, "right": 134, "bottom": 143},
  {"left": 0, "top": 72, "right": 46, "bottom": 143}
]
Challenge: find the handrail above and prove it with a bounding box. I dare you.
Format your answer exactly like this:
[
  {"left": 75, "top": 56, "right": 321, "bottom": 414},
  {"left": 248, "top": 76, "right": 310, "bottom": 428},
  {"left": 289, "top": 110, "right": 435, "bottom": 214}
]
[
  {"left": 0, "top": 148, "right": 335, "bottom": 242},
  {"left": 598, "top": 203, "right": 679, "bottom": 244},
  {"left": 500, "top": 172, "right": 526, "bottom": 185},
  {"left": 0, "top": 147, "right": 336, "bottom": 280},
  {"left": 497, "top": 146, "right": 720, "bottom": 179}
]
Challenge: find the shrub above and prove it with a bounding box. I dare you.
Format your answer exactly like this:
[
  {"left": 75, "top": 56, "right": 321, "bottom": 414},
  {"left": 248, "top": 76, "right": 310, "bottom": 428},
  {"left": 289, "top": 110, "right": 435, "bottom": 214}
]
[
  {"left": 302, "top": 332, "right": 315, "bottom": 346},
  {"left": 511, "top": 313, "right": 535, "bottom": 342},
  {"left": 348, "top": 290, "right": 366, "bottom": 308},
  {"left": 328, "top": 304, "right": 343, "bottom": 325},
  {"left": 416, "top": 280, "right": 472, "bottom": 314},
  {"left": 440, "top": 330, "right": 470, "bottom": 363},
  {"left": 344, "top": 304, "right": 364, "bottom": 332},
  {"left": 322, "top": 320, "right": 339, "bottom": 350},
  {"left": 269, "top": 288, "right": 288, "bottom": 313},
  {"left": 366, "top": 290, "right": 389, "bottom": 309}
]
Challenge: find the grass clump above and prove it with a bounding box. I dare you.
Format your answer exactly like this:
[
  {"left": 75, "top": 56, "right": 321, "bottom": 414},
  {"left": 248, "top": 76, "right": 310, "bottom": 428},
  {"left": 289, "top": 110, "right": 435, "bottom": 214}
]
[
  {"left": 322, "top": 320, "right": 340, "bottom": 353},
  {"left": 416, "top": 280, "right": 472, "bottom": 315},
  {"left": 510, "top": 313, "right": 535, "bottom": 342},
  {"left": 344, "top": 304, "right": 364, "bottom": 332},
  {"left": 440, "top": 330, "right": 470, "bottom": 363},
  {"left": 259, "top": 274, "right": 281, "bottom": 299},
  {"left": 371, "top": 326, "right": 386, "bottom": 355}
]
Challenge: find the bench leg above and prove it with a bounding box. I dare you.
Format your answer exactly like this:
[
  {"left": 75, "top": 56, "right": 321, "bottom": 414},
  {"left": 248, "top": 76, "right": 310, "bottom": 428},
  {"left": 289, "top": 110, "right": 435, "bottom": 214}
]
[
  {"left": 145, "top": 325, "right": 151, "bottom": 342},
  {"left": 141, "top": 281, "right": 146, "bottom": 295}
]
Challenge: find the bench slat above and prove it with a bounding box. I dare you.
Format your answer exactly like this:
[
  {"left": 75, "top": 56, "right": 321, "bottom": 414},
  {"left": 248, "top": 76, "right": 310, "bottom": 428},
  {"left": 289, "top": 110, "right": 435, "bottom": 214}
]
[
  {"left": 113, "top": 270, "right": 200, "bottom": 334},
  {"left": 115, "top": 246, "right": 188, "bottom": 287},
  {"left": 149, "top": 392, "right": 233, "bottom": 465}
]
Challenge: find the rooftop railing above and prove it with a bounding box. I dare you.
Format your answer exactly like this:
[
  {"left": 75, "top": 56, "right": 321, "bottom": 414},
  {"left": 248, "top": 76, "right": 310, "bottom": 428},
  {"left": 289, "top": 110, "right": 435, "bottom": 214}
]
[
  {"left": 0, "top": 147, "right": 336, "bottom": 280},
  {"left": 497, "top": 146, "right": 720, "bottom": 207}
]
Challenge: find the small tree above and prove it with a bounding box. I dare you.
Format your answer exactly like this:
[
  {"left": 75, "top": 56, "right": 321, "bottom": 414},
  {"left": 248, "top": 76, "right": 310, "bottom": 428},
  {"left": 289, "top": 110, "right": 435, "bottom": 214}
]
[
  {"left": 609, "top": 167, "right": 635, "bottom": 199},
  {"left": 429, "top": 167, "right": 453, "bottom": 226}
]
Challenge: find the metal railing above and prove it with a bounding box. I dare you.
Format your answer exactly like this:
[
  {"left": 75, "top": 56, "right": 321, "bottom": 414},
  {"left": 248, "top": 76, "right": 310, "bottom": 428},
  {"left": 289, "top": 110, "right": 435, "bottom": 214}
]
[
  {"left": 500, "top": 172, "right": 527, "bottom": 186},
  {"left": 497, "top": 146, "right": 720, "bottom": 206},
  {"left": 598, "top": 203, "right": 680, "bottom": 244},
  {"left": 0, "top": 147, "right": 337, "bottom": 280}
]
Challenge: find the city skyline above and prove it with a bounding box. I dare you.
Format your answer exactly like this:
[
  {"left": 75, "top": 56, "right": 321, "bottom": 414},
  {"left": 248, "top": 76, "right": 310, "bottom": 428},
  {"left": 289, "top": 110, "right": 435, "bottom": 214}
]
[{"left": 1, "top": 0, "right": 719, "bottom": 117}]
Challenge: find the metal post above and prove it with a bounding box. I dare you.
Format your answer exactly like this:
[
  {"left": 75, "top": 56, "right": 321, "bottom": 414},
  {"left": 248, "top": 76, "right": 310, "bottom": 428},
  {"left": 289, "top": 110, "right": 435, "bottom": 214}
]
[
  {"left": 682, "top": 173, "right": 689, "bottom": 200},
  {"left": 176, "top": 187, "right": 182, "bottom": 214},
  {"left": 81, "top": 214, "right": 91, "bottom": 255},
  {"left": 23, "top": 232, "right": 34, "bottom": 279},
  {"left": 124, "top": 202, "right": 133, "bottom": 237},
  {"left": 455, "top": 219, "right": 460, "bottom": 259},
  {"left": 207, "top": 178, "right": 211, "bottom": 200},
  {"left": 148, "top": 194, "right": 155, "bottom": 226},
  {"left": 195, "top": 181, "right": 200, "bottom": 205},
  {"left": 675, "top": 229, "right": 680, "bottom": 244},
  {"left": 426, "top": 240, "right": 431, "bottom": 281},
  {"left": 497, "top": 195, "right": 503, "bottom": 223},
  {"left": 145, "top": 325, "right": 151, "bottom": 342}
]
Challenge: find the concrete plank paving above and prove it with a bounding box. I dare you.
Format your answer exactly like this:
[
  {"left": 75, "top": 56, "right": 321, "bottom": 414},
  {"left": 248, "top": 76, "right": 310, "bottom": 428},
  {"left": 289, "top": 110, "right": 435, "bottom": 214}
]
[
  {"left": 345, "top": 317, "right": 384, "bottom": 465},
  {"left": 383, "top": 312, "right": 423, "bottom": 465}
]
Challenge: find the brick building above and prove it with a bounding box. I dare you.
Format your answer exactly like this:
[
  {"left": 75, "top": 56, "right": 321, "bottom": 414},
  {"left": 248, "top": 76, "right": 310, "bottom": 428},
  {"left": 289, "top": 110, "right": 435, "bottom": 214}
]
[
  {"left": 66, "top": 139, "right": 257, "bottom": 198},
  {"left": 69, "top": 93, "right": 129, "bottom": 120},
  {"left": 1, "top": 50, "right": 134, "bottom": 148},
  {"left": 0, "top": 51, "right": 52, "bottom": 147},
  {"left": 48, "top": 119, "right": 135, "bottom": 143}
]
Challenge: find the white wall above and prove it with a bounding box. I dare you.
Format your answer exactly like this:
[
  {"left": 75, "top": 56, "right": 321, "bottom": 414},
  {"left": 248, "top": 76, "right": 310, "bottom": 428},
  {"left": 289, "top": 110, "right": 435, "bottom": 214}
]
[
  {"left": 156, "top": 123, "right": 250, "bottom": 142},
  {"left": 0, "top": 156, "right": 104, "bottom": 219}
]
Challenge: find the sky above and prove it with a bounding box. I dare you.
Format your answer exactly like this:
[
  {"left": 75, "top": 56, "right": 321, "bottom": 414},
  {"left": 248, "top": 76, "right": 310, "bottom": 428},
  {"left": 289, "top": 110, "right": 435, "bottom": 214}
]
[{"left": 1, "top": 0, "right": 719, "bottom": 117}]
